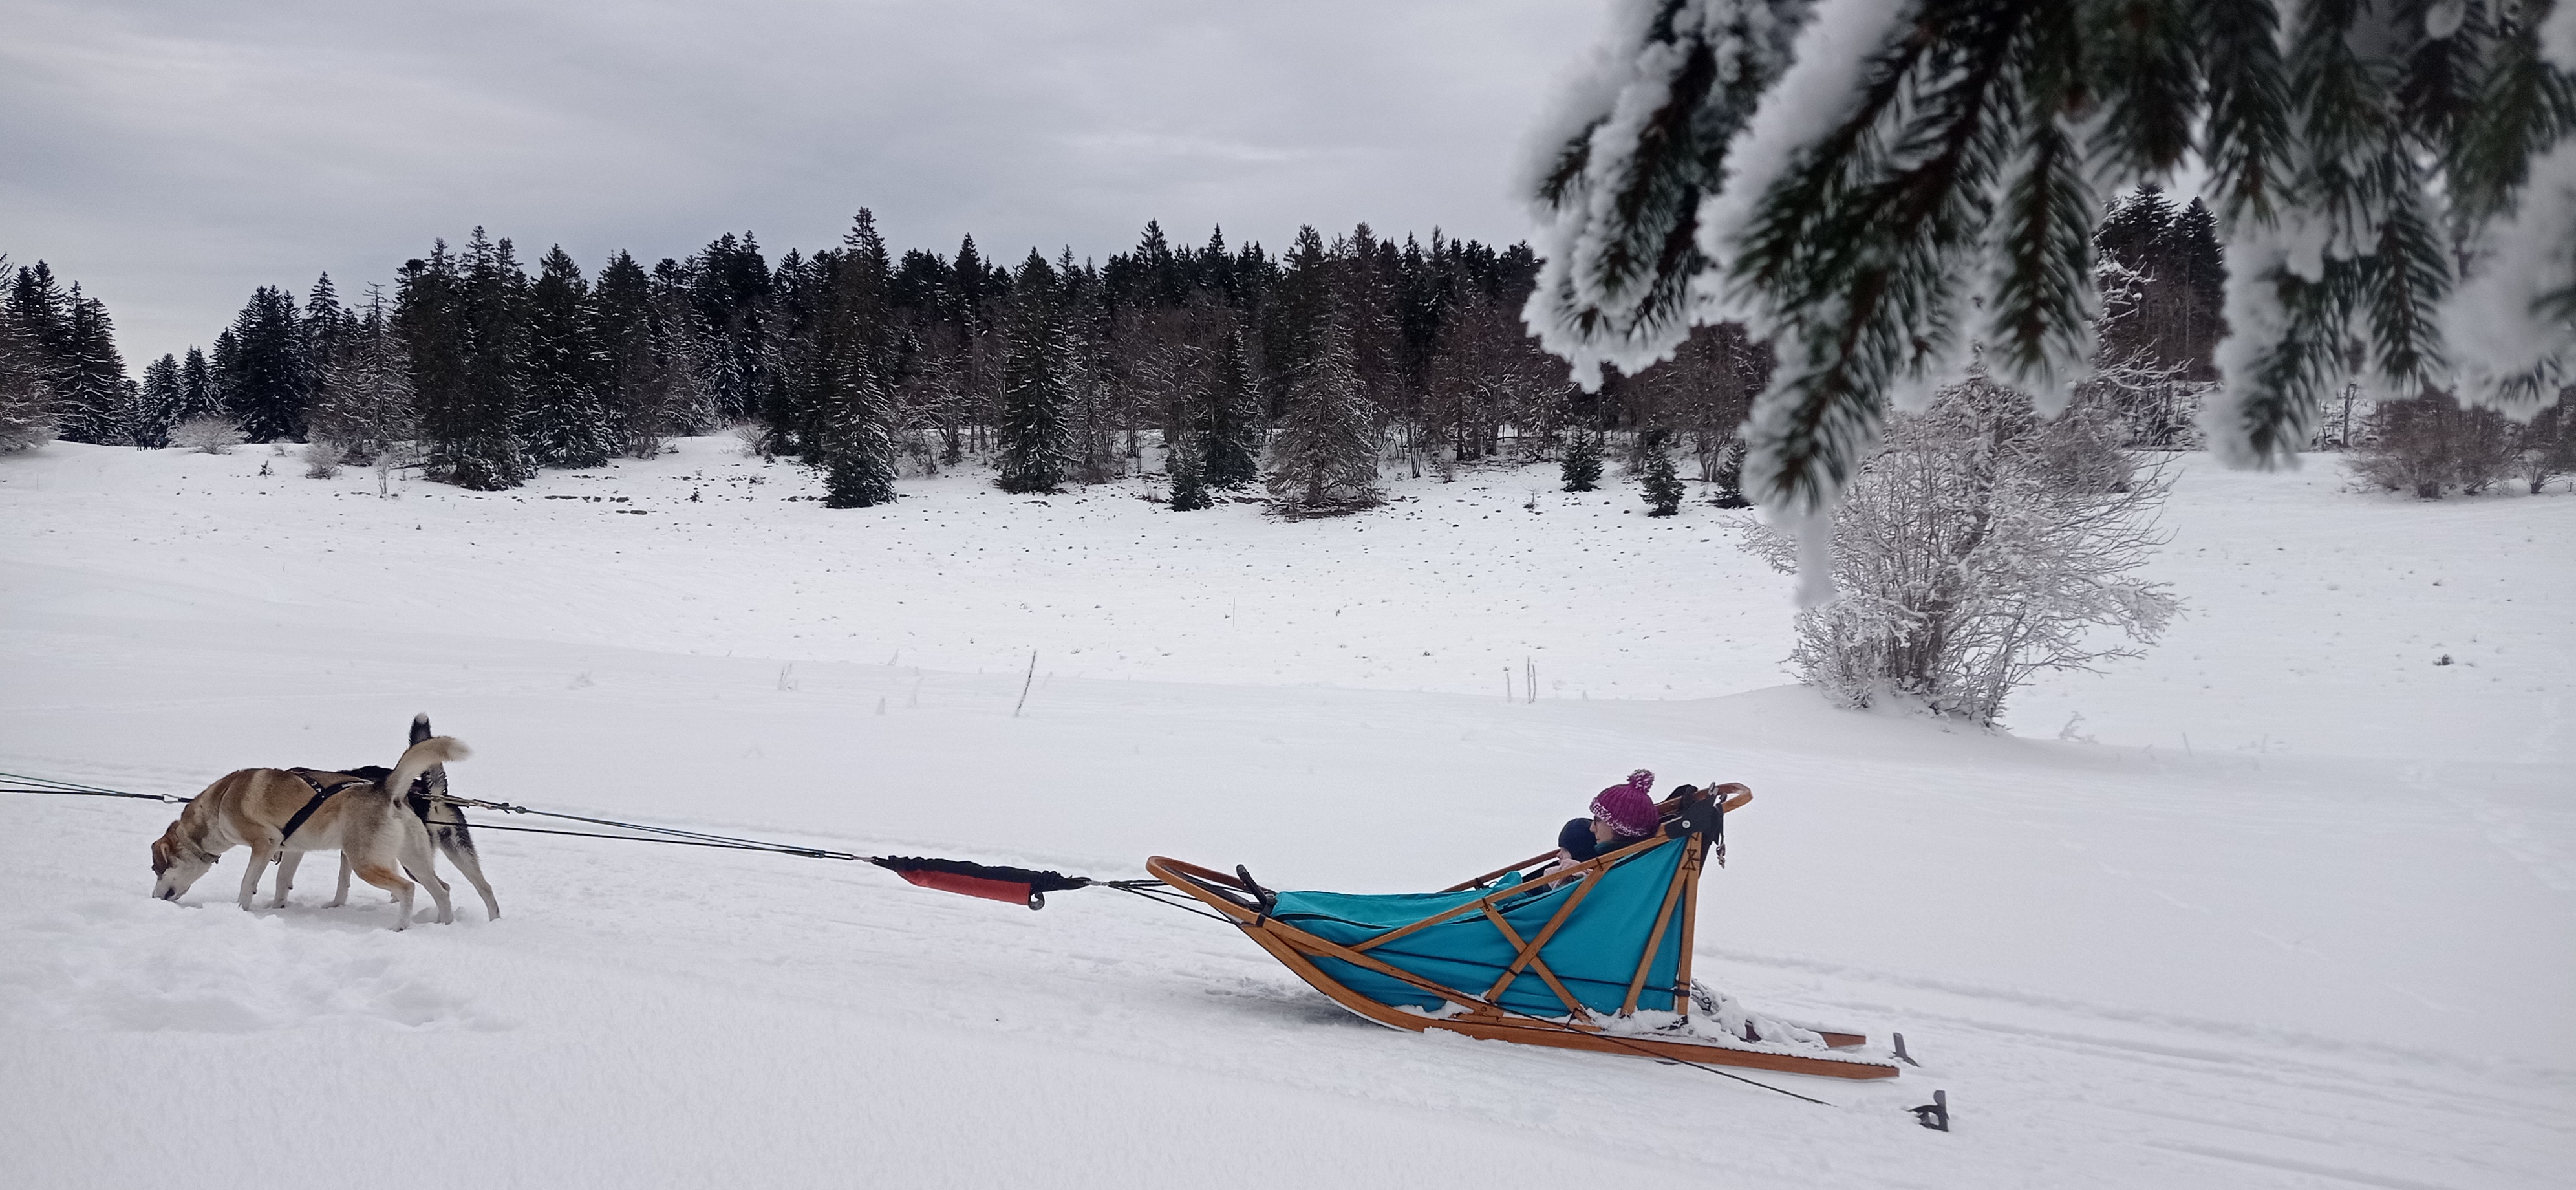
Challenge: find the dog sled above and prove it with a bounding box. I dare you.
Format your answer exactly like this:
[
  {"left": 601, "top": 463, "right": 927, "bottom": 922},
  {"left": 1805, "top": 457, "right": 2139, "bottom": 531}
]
[
  {"left": 1139, "top": 784, "right": 1899, "bottom": 1081},
  {"left": 21, "top": 733, "right": 1902, "bottom": 1086}
]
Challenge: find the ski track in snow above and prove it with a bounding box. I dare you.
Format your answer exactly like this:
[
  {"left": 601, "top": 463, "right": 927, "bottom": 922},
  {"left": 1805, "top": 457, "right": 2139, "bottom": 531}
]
[{"left": 3, "top": 439, "right": 2570, "bottom": 1188}]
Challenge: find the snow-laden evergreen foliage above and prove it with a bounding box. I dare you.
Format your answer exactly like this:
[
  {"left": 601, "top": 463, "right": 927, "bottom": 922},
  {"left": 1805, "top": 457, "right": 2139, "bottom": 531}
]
[
  {"left": 815, "top": 211, "right": 901, "bottom": 508},
  {"left": 224, "top": 286, "right": 305, "bottom": 443},
  {"left": 52, "top": 288, "right": 132, "bottom": 446},
  {"left": 1561, "top": 427, "right": 1605, "bottom": 490},
  {"left": 1744, "top": 367, "right": 2179, "bottom": 725},
  {"left": 520, "top": 246, "right": 613, "bottom": 470},
  {"left": 1529, "top": 0, "right": 2575, "bottom": 518},
  {"left": 1265, "top": 312, "right": 1382, "bottom": 512},
  {"left": 1640, "top": 437, "right": 1686, "bottom": 514},
  {"left": 134, "top": 354, "right": 180, "bottom": 449},
  {"left": 400, "top": 232, "right": 531, "bottom": 491},
  {"left": 1197, "top": 325, "right": 1262, "bottom": 488},
  {"left": 998, "top": 251, "right": 1075, "bottom": 494},
  {"left": 1166, "top": 430, "right": 1214, "bottom": 511},
  {"left": 177, "top": 347, "right": 217, "bottom": 426},
  {"left": 0, "top": 260, "right": 58, "bottom": 453}
]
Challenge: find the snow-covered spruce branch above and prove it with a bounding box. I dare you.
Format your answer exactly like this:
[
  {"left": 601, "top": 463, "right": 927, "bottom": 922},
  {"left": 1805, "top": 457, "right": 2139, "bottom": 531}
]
[{"left": 1529, "top": 0, "right": 2576, "bottom": 518}]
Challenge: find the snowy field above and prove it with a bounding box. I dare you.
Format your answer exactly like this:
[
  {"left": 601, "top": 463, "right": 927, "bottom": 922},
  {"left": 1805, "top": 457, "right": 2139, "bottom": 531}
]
[{"left": 3, "top": 437, "right": 2570, "bottom": 1189}]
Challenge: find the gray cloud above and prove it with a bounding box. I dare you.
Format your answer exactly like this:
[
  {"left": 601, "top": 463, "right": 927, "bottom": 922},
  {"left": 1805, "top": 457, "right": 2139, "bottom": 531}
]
[{"left": 2, "top": 0, "right": 1607, "bottom": 363}]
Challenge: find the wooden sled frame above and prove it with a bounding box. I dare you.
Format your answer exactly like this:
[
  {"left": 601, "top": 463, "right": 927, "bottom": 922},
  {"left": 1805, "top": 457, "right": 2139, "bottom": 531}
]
[{"left": 1146, "top": 786, "right": 1898, "bottom": 1081}]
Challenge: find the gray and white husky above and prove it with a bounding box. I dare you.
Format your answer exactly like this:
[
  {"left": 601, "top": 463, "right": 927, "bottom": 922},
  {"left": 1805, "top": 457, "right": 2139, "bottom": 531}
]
[{"left": 293, "top": 713, "right": 502, "bottom": 920}]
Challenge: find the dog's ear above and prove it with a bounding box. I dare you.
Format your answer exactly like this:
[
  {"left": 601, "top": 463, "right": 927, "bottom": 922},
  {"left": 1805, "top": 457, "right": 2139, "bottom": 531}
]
[{"left": 410, "top": 713, "right": 433, "bottom": 745}]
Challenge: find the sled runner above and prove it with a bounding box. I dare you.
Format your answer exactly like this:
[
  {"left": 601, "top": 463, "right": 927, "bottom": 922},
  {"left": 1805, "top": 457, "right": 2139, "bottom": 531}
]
[{"left": 1146, "top": 786, "right": 1898, "bottom": 1081}]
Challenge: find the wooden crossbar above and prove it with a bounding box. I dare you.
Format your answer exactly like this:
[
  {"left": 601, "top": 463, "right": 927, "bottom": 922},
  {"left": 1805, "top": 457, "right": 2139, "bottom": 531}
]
[{"left": 1477, "top": 904, "right": 1592, "bottom": 1021}]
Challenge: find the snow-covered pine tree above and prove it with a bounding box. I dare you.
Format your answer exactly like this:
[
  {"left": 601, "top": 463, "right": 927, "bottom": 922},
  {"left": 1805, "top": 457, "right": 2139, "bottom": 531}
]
[
  {"left": 1528, "top": 0, "right": 2575, "bottom": 523},
  {"left": 6, "top": 262, "right": 70, "bottom": 383},
  {"left": 1561, "top": 427, "right": 1604, "bottom": 490},
  {"left": 224, "top": 285, "right": 305, "bottom": 442},
  {"left": 1265, "top": 310, "right": 1382, "bottom": 512},
  {"left": 592, "top": 250, "right": 665, "bottom": 459},
  {"left": 401, "top": 233, "right": 528, "bottom": 490},
  {"left": 815, "top": 210, "right": 901, "bottom": 508},
  {"left": 521, "top": 246, "right": 612, "bottom": 469},
  {"left": 207, "top": 330, "right": 240, "bottom": 420},
  {"left": 1199, "top": 323, "right": 1261, "bottom": 487},
  {"left": 305, "top": 273, "right": 349, "bottom": 376},
  {"left": 1166, "top": 429, "right": 1215, "bottom": 510},
  {"left": 1060, "top": 247, "right": 1122, "bottom": 484},
  {"left": 998, "top": 250, "right": 1074, "bottom": 493},
  {"left": 0, "top": 257, "right": 56, "bottom": 452},
  {"left": 135, "top": 354, "right": 181, "bottom": 448},
  {"left": 52, "top": 287, "right": 133, "bottom": 446},
  {"left": 1640, "top": 436, "right": 1685, "bottom": 515},
  {"left": 178, "top": 345, "right": 216, "bottom": 424},
  {"left": 689, "top": 232, "right": 773, "bottom": 425}
]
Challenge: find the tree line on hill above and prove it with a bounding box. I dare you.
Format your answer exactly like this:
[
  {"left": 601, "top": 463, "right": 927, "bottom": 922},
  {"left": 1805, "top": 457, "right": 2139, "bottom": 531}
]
[
  {"left": 4, "top": 218, "right": 1775, "bottom": 513},
  {"left": 8, "top": 186, "right": 2564, "bottom": 504}
]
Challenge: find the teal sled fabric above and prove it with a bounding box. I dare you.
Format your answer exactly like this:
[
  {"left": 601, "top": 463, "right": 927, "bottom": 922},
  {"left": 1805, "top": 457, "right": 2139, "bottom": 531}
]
[{"left": 1267, "top": 840, "right": 1687, "bottom": 1017}]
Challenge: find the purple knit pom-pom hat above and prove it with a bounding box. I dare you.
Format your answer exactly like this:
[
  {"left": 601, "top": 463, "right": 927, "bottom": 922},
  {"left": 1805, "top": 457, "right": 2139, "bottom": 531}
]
[{"left": 1590, "top": 769, "right": 1658, "bottom": 838}]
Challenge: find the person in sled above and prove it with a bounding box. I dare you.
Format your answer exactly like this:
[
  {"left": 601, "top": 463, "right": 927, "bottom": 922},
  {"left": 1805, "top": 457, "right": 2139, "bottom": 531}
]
[{"left": 1545, "top": 769, "right": 1662, "bottom": 880}]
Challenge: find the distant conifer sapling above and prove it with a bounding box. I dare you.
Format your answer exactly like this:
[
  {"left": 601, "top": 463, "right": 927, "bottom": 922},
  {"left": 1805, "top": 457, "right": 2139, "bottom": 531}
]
[
  {"left": 1560, "top": 429, "right": 1602, "bottom": 492},
  {"left": 1640, "top": 439, "right": 1683, "bottom": 516}
]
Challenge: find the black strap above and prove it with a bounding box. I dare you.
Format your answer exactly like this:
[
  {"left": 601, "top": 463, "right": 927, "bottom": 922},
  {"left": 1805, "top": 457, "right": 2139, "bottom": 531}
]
[{"left": 281, "top": 768, "right": 366, "bottom": 845}]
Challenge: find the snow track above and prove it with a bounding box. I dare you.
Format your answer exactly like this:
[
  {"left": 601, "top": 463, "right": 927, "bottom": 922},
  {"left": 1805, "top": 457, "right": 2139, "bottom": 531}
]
[{"left": 4, "top": 440, "right": 2569, "bottom": 1187}]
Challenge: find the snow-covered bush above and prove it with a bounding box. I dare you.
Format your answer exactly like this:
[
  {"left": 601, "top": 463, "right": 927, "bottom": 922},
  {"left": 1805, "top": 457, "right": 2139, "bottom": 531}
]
[
  {"left": 2353, "top": 395, "right": 2521, "bottom": 499},
  {"left": 302, "top": 438, "right": 345, "bottom": 479},
  {"left": 1746, "top": 370, "right": 2180, "bottom": 726},
  {"left": 2515, "top": 400, "right": 2576, "bottom": 494},
  {"left": 168, "top": 415, "right": 246, "bottom": 455}
]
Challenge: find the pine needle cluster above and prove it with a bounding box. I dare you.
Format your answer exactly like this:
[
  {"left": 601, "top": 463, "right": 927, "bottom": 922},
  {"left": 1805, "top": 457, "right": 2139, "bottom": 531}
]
[{"left": 1529, "top": 0, "right": 2575, "bottom": 515}]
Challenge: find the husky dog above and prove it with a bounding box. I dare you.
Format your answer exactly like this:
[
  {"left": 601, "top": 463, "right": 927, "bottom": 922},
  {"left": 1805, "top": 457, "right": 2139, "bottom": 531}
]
[
  {"left": 297, "top": 713, "right": 501, "bottom": 921},
  {"left": 149, "top": 735, "right": 468, "bottom": 930}
]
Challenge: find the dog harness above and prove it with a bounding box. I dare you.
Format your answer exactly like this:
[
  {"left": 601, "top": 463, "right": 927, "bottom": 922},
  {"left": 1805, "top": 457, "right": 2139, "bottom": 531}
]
[{"left": 279, "top": 768, "right": 372, "bottom": 845}]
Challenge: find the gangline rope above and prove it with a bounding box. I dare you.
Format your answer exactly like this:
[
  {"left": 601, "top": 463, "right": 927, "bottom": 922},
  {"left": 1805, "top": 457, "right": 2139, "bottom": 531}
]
[{"left": 5, "top": 769, "right": 1832, "bottom": 1106}]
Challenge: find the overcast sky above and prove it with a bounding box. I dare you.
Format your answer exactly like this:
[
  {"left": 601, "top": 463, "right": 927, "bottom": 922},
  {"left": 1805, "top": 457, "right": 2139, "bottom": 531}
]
[{"left": 3, "top": 0, "right": 1611, "bottom": 365}]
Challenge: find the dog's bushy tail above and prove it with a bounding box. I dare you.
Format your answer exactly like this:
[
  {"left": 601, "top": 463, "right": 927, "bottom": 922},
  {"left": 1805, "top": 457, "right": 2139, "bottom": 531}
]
[{"left": 385, "top": 736, "right": 469, "bottom": 803}]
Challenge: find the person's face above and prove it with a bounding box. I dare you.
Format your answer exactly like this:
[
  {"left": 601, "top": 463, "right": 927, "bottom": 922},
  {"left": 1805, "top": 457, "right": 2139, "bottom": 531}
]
[{"left": 1591, "top": 817, "right": 1618, "bottom": 845}]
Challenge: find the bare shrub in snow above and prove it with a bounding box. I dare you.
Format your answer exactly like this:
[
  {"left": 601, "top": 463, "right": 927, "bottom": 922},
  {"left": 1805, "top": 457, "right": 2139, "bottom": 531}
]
[
  {"left": 169, "top": 415, "right": 246, "bottom": 455},
  {"left": 2515, "top": 399, "right": 2576, "bottom": 494},
  {"left": 305, "top": 287, "right": 414, "bottom": 465},
  {"left": 302, "top": 438, "right": 346, "bottom": 479},
  {"left": 2353, "top": 394, "right": 2520, "bottom": 499},
  {"left": 729, "top": 420, "right": 769, "bottom": 459},
  {"left": 1745, "top": 369, "right": 2180, "bottom": 726}
]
